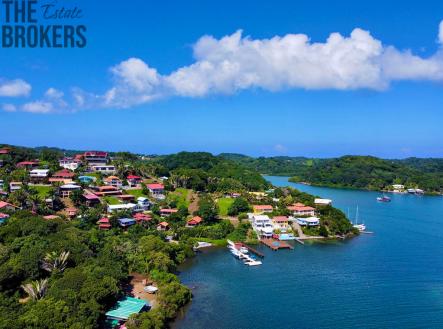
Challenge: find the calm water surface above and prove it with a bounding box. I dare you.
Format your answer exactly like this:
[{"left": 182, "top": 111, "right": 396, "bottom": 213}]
[{"left": 173, "top": 176, "right": 443, "bottom": 329}]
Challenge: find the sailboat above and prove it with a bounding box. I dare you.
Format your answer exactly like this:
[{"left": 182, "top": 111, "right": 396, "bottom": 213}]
[{"left": 353, "top": 206, "right": 366, "bottom": 232}]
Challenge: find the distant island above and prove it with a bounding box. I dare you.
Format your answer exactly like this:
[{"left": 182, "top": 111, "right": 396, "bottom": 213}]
[{"left": 220, "top": 154, "right": 443, "bottom": 195}]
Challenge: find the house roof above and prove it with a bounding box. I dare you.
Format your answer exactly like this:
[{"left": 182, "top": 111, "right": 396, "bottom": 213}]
[
  {"left": 98, "top": 185, "right": 118, "bottom": 191},
  {"left": 53, "top": 169, "right": 75, "bottom": 178},
  {"left": 105, "top": 176, "right": 121, "bottom": 181},
  {"left": 97, "top": 217, "right": 110, "bottom": 224},
  {"left": 253, "top": 205, "right": 273, "bottom": 210},
  {"left": 0, "top": 201, "right": 13, "bottom": 209},
  {"left": 17, "top": 161, "right": 39, "bottom": 166},
  {"left": 43, "top": 215, "right": 60, "bottom": 220},
  {"left": 105, "top": 296, "right": 148, "bottom": 320},
  {"left": 188, "top": 216, "right": 202, "bottom": 225},
  {"left": 127, "top": 175, "right": 141, "bottom": 179},
  {"left": 60, "top": 184, "right": 81, "bottom": 189},
  {"left": 83, "top": 193, "right": 99, "bottom": 200},
  {"left": 288, "top": 205, "right": 315, "bottom": 211},
  {"left": 147, "top": 183, "right": 164, "bottom": 190},
  {"left": 0, "top": 213, "right": 10, "bottom": 219},
  {"left": 84, "top": 151, "right": 108, "bottom": 157},
  {"left": 158, "top": 221, "right": 169, "bottom": 227},
  {"left": 273, "top": 216, "right": 289, "bottom": 222},
  {"left": 160, "top": 208, "right": 178, "bottom": 213}
]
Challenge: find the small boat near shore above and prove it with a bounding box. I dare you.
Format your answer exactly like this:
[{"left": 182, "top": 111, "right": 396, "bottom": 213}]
[
  {"left": 377, "top": 195, "right": 391, "bottom": 202},
  {"left": 352, "top": 206, "right": 366, "bottom": 232},
  {"left": 227, "top": 240, "right": 262, "bottom": 266}
]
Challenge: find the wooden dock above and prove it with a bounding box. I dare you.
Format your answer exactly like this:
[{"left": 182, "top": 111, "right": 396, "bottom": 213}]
[
  {"left": 235, "top": 242, "right": 265, "bottom": 258},
  {"left": 260, "top": 239, "right": 294, "bottom": 251}
]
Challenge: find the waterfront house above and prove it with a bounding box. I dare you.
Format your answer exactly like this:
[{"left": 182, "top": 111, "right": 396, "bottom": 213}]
[
  {"left": 297, "top": 216, "right": 320, "bottom": 226},
  {"left": 53, "top": 169, "right": 75, "bottom": 180},
  {"left": 187, "top": 216, "right": 202, "bottom": 227},
  {"left": 97, "top": 217, "right": 111, "bottom": 230},
  {"left": 92, "top": 165, "right": 116, "bottom": 175},
  {"left": 160, "top": 208, "right": 178, "bottom": 217},
  {"left": 9, "top": 182, "right": 22, "bottom": 192},
  {"left": 0, "top": 201, "right": 15, "bottom": 212},
  {"left": 29, "top": 169, "right": 50, "bottom": 183},
  {"left": 118, "top": 218, "right": 136, "bottom": 228},
  {"left": 58, "top": 184, "right": 81, "bottom": 198},
  {"left": 157, "top": 221, "right": 169, "bottom": 231},
  {"left": 104, "top": 176, "right": 123, "bottom": 188},
  {"left": 314, "top": 198, "right": 332, "bottom": 206},
  {"left": 147, "top": 183, "right": 164, "bottom": 196},
  {"left": 251, "top": 214, "right": 274, "bottom": 238},
  {"left": 137, "top": 197, "right": 151, "bottom": 210},
  {"left": 272, "top": 216, "right": 290, "bottom": 230},
  {"left": 127, "top": 175, "right": 141, "bottom": 187},
  {"left": 287, "top": 203, "right": 315, "bottom": 216},
  {"left": 59, "top": 157, "right": 81, "bottom": 171},
  {"left": 392, "top": 184, "right": 405, "bottom": 190},
  {"left": 253, "top": 205, "right": 273, "bottom": 214}
]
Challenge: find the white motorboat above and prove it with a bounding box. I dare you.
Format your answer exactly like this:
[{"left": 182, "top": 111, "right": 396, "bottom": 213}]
[{"left": 239, "top": 247, "right": 248, "bottom": 254}]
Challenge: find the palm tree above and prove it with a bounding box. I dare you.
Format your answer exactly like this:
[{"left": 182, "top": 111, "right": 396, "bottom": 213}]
[
  {"left": 21, "top": 279, "right": 48, "bottom": 301},
  {"left": 41, "top": 251, "right": 70, "bottom": 273}
]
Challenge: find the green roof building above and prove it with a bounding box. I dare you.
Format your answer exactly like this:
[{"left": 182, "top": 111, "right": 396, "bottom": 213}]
[{"left": 105, "top": 296, "right": 149, "bottom": 322}]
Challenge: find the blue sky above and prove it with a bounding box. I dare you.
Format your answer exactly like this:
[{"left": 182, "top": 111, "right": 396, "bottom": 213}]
[{"left": 1, "top": 0, "right": 443, "bottom": 157}]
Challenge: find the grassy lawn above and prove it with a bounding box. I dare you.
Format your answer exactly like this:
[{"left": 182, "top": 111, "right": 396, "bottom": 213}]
[
  {"left": 167, "top": 188, "right": 190, "bottom": 208},
  {"left": 103, "top": 196, "right": 120, "bottom": 205},
  {"left": 30, "top": 185, "right": 53, "bottom": 198},
  {"left": 125, "top": 189, "right": 149, "bottom": 198},
  {"left": 217, "top": 197, "right": 234, "bottom": 216}
]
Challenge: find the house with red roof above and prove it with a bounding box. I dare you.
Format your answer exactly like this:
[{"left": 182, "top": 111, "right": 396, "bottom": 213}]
[
  {"left": 97, "top": 217, "right": 111, "bottom": 230},
  {"left": 157, "top": 221, "right": 169, "bottom": 231},
  {"left": 53, "top": 169, "right": 75, "bottom": 180},
  {"left": 133, "top": 213, "right": 152, "bottom": 223},
  {"left": 0, "top": 201, "right": 15, "bottom": 211},
  {"left": 272, "top": 216, "right": 290, "bottom": 230},
  {"left": 147, "top": 183, "right": 164, "bottom": 196},
  {"left": 66, "top": 207, "right": 78, "bottom": 218},
  {"left": 82, "top": 193, "right": 100, "bottom": 207},
  {"left": 253, "top": 205, "right": 273, "bottom": 214},
  {"left": 43, "top": 215, "right": 60, "bottom": 220},
  {"left": 84, "top": 151, "right": 108, "bottom": 167},
  {"left": 104, "top": 176, "right": 123, "bottom": 188},
  {"left": 127, "top": 175, "right": 141, "bottom": 187},
  {"left": 0, "top": 212, "right": 9, "bottom": 224},
  {"left": 0, "top": 147, "right": 10, "bottom": 154},
  {"left": 160, "top": 208, "right": 178, "bottom": 217},
  {"left": 16, "top": 161, "right": 39, "bottom": 169},
  {"left": 287, "top": 203, "right": 315, "bottom": 217},
  {"left": 187, "top": 216, "right": 202, "bottom": 227},
  {"left": 92, "top": 185, "right": 121, "bottom": 196}
]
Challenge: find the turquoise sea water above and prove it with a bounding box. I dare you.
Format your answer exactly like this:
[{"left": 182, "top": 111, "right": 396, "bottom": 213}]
[{"left": 173, "top": 176, "right": 443, "bottom": 329}]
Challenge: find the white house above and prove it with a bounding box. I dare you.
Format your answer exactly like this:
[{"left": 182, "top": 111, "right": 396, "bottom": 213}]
[
  {"left": 10, "top": 182, "right": 22, "bottom": 192},
  {"left": 137, "top": 197, "right": 151, "bottom": 210},
  {"left": 297, "top": 216, "right": 320, "bottom": 226},
  {"left": 251, "top": 215, "right": 273, "bottom": 238},
  {"left": 107, "top": 203, "right": 140, "bottom": 213},
  {"left": 30, "top": 169, "right": 50, "bottom": 177},
  {"left": 59, "top": 157, "right": 81, "bottom": 171},
  {"left": 314, "top": 198, "right": 332, "bottom": 206},
  {"left": 392, "top": 184, "right": 405, "bottom": 190},
  {"left": 92, "top": 165, "right": 116, "bottom": 175}
]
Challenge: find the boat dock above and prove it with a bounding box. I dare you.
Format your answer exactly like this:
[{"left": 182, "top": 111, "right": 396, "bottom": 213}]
[
  {"left": 235, "top": 242, "right": 265, "bottom": 258},
  {"left": 260, "top": 238, "right": 294, "bottom": 251}
]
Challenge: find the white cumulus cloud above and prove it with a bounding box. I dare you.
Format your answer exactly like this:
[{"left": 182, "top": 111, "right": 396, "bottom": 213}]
[
  {"left": 0, "top": 79, "right": 31, "bottom": 97},
  {"left": 5, "top": 20, "right": 443, "bottom": 113}
]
